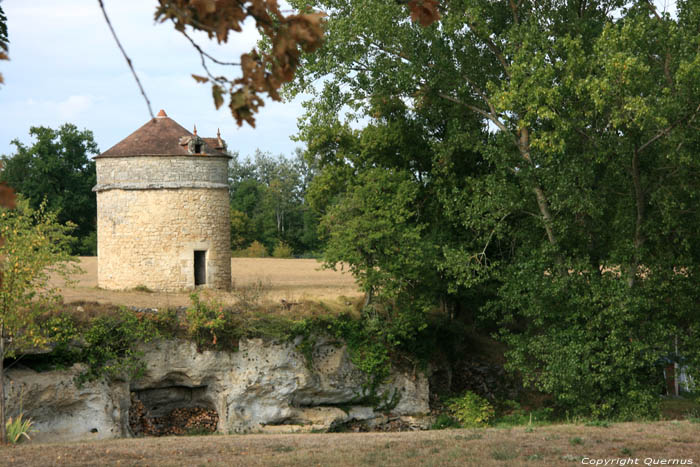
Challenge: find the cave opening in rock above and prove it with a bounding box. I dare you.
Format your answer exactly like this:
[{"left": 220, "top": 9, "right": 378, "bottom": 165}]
[{"left": 129, "top": 385, "right": 219, "bottom": 436}]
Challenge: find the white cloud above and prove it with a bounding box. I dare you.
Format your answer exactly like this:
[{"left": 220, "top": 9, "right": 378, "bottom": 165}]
[
  {"left": 57, "top": 95, "right": 94, "bottom": 120},
  {"left": 18, "top": 95, "right": 94, "bottom": 121}
]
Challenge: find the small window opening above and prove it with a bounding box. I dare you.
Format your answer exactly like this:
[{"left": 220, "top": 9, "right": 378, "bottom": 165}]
[
  {"left": 194, "top": 250, "right": 206, "bottom": 286},
  {"left": 194, "top": 143, "right": 202, "bottom": 153}
]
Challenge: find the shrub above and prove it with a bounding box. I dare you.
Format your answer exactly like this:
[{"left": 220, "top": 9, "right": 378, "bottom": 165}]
[
  {"left": 445, "top": 391, "right": 495, "bottom": 427},
  {"left": 232, "top": 279, "right": 269, "bottom": 308},
  {"left": 272, "top": 241, "right": 293, "bottom": 258},
  {"left": 76, "top": 308, "right": 158, "bottom": 384},
  {"left": 42, "top": 312, "right": 81, "bottom": 368},
  {"left": 238, "top": 240, "right": 268, "bottom": 258},
  {"left": 6, "top": 413, "right": 35, "bottom": 444},
  {"left": 431, "top": 414, "right": 460, "bottom": 430},
  {"left": 494, "top": 400, "right": 554, "bottom": 426},
  {"left": 185, "top": 293, "right": 240, "bottom": 351},
  {"left": 145, "top": 308, "right": 181, "bottom": 337}
]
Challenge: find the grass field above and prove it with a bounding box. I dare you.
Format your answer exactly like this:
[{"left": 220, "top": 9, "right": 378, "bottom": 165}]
[
  {"left": 50, "top": 257, "right": 362, "bottom": 308},
  {"left": 1, "top": 421, "right": 698, "bottom": 466}
]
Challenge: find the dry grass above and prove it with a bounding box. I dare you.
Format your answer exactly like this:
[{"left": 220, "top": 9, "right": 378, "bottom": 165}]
[
  {"left": 49, "top": 257, "right": 361, "bottom": 308},
  {"left": 1, "top": 421, "right": 698, "bottom": 466}
]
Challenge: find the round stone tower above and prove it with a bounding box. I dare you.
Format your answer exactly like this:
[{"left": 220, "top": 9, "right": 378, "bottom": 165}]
[{"left": 93, "top": 109, "right": 231, "bottom": 291}]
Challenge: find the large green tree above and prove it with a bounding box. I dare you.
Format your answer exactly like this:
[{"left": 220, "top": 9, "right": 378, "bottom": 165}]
[
  {"left": 1, "top": 124, "right": 99, "bottom": 255},
  {"left": 292, "top": 0, "right": 700, "bottom": 417}
]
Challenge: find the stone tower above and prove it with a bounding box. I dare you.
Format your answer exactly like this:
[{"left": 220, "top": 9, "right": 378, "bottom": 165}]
[{"left": 93, "top": 110, "right": 231, "bottom": 291}]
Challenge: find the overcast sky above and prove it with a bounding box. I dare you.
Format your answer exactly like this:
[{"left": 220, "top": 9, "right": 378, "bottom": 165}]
[
  {"left": 0, "top": 0, "right": 307, "bottom": 159},
  {"left": 0, "top": 1, "right": 677, "bottom": 160}
]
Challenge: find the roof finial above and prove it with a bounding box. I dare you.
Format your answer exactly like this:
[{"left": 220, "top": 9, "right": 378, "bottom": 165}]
[
  {"left": 193, "top": 124, "right": 197, "bottom": 136},
  {"left": 217, "top": 128, "right": 221, "bottom": 138},
  {"left": 156, "top": 109, "right": 167, "bottom": 118}
]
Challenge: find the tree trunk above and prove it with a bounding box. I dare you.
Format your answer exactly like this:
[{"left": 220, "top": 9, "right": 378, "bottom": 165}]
[
  {"left": 363, "top": 287, "right": 373, "bottom": 308},
  {"left": 628, "top": 147, "right": 645, "bottom": 288},
  {"left": 519, "top": 128, "right": 566, "bottom": 275},
  {"left": 276, "top": 208, "right": 283, "bottom": 234}
]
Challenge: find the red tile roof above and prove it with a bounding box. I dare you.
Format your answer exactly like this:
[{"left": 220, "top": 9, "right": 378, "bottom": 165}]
[{"left": 96, "top": 110, "right": 229, "bottom": 158}]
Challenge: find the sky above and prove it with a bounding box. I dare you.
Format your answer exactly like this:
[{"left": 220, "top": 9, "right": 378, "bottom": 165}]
[
  {"left": 0, "top": 1, "right": 678, "bottom": 160},
  {"left": 0, "top": 0, "right": 307, "bottom": 159}
]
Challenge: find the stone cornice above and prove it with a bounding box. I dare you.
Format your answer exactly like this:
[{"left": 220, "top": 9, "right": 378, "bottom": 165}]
[{"left": 93, "top": 182, "right": 229, "bottom": 192}]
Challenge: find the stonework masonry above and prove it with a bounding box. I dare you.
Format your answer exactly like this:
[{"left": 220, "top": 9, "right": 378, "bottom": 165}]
[
  {"left": 96, "top": 156, "right": 228, "bottom": 186},
  {"left": 94, "top": 155, "right": 231, "bottom": 291}
]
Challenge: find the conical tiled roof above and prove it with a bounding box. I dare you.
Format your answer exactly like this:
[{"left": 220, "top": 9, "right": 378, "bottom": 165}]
[{"left": 96, "top": 110, "right": 228, "bottom": 158}]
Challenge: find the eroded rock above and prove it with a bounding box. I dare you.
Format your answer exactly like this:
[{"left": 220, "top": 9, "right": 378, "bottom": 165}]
[
  {"left": 4, "top": 337, "right": 430, "bottom": 442},
  {"left": 5, "top": 364, "right": 130, "bottom": 443}
]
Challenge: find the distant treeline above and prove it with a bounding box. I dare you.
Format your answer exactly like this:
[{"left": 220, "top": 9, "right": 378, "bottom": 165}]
[
  {"left": 0, "top": 124, "right": 98, "bottom": 255},
  {"left": 228, "top": 149, "right": 322, "bottom": 257}
]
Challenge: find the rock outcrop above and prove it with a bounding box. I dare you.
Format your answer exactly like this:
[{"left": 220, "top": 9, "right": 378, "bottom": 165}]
[
  {"left": 5, "top": 364, "right": 130, "bottom": 443},
  {"left": 5, "top": 337, "right": 430, "bottom": 442}
]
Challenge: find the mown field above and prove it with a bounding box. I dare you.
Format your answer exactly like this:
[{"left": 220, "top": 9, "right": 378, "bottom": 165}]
[
  {"left": 50, "top": 257, "right": 362, "bottom": 308},
  {"left": 1, "top": 421, "right": 698, "bottom": 466}
]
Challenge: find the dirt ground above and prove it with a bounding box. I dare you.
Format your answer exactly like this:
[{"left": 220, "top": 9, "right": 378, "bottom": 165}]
[
  {"left": 1, "top": 421, "right": 698, "bottom": 466},
  {"left": 50, "top": 257, "right": 361, "bottom": 308}
]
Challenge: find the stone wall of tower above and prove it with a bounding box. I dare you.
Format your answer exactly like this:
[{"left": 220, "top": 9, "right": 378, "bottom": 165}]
[{"left": 95, "top": 156, "right": 231, "bottom": 291}]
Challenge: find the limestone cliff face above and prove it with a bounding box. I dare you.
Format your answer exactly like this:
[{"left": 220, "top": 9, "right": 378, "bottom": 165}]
[
  {"left": 5, "top": 365, "right": 131, "bottom": 443},
  {"left": 5, "top": 338, "right": 430, "bottom": 443}
]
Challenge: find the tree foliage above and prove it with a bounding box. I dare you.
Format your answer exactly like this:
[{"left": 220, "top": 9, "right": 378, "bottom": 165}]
[
  {"left": 0, "top": 198, "right": 78, "bottom": 443},
  {"left": 292, "top": 0, "right": 700, "bottom": 417},
  {"left": 321, "top": 168, "right": 434, "bottom": 304},
  {"left": 1, "top": 124, "right": 99, "bottom": 255},
  {"left": 228, "top": 150, "right": 320, "bottom": 255},
  {"left": 154, "top": 0, "right": 324, "bottom": 126}
]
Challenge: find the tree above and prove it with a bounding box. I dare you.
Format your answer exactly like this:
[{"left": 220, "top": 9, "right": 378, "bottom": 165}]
[
  {"left": 321, "top": 168, "right": 438, "bottom": 307},
  {"left": 229, "top": 150, "right": 321, "bottom": 254},
  {"left": 0, "top": 198, "right": 78, "bottom": 443},
  {"left": 1, "top": 124, "right": 99, "bottom": 255},
  {"left": 292, "top": 0, "right": 700, "bottom": 416}
]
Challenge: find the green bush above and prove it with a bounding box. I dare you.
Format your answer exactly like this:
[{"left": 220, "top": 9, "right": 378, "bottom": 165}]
[
  {"left": 77, "top": 231, "right": 97, "bottom": 256},
  {"left": 145, "top": 307, "right": 181, "bottom": 337},
  {"left": 446, "top": 391, "right": 494, "bottom": 427},
  {"left": 494, "top": 400, "right": 554, "bottom": 426},
  {"left": 76, "top": 309, "right": 158, "bottom": 384},
  {"left": 496, "top": 267, "right": 676, "bottom": 420},
  {"left": 43, "top": 312, "right": 81, "bottom": 367},
  {"left": 431, "top": 413, "right": 461, "bottom": 430},
  {"left": 185, "top": 293, "right": 241, "bottom": 351},
  {"left": 272, "top": 241, "right": 293, "bottom": 258}
]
